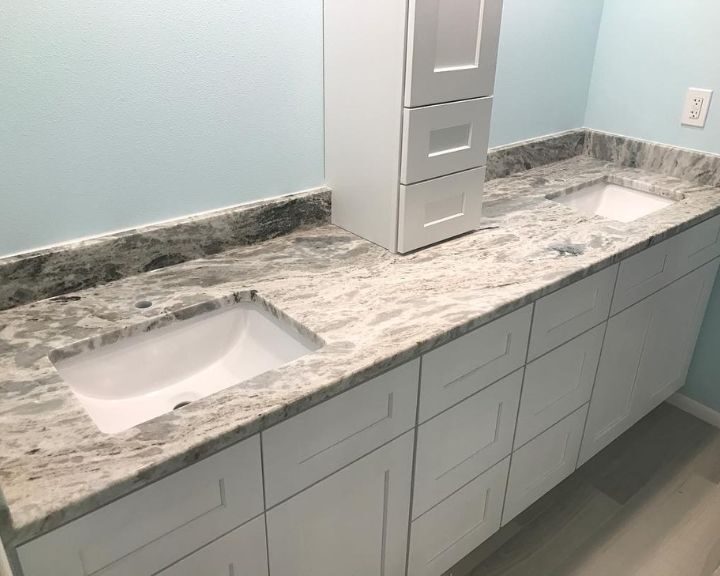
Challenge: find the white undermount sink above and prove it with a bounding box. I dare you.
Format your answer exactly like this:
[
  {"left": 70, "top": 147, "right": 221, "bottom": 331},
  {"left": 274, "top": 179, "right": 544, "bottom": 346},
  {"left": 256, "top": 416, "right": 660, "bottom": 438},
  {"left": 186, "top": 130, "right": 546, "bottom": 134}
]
[
  {"left": 549, "top": 181, "right": 677, "bottom": 223},
  {"left": 50, "top": 297, "right": 322, "bottom": 434}
]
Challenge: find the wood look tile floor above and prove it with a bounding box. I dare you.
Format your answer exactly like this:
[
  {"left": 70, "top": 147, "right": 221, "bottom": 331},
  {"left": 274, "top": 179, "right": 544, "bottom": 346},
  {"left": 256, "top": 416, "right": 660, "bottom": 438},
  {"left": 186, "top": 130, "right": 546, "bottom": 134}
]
[{"left": 451, "top": 403, "right": 720, "bottom": 576}]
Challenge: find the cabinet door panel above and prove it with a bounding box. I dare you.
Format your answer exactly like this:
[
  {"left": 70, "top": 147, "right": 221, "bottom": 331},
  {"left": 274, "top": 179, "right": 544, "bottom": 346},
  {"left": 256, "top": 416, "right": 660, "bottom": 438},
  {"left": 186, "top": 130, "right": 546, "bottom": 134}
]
[
  {"left": 503, "top": 407, "right": 587, "bottom": 525},
  {"left": 155, "top": 516, "right": 268, "bottom": 576},
  {"left": 580, "top": 259, "right": 719, "bottom": 466},
  {"left": 408, "top": 458, "right": 509, "bottom": 576},
  {"left": 516, "top": 325, "right": 604, "bottom": 448},
  {"left": 405, "top": 0, "right": 503, "bottom": 107},
  {"left": 267, "top": 433, "right": 414, "bottom": 576},
  {"left": 579, "top": 296, "right": 655, "bottom": 466},
  {"left": 413, "top": 371, "right": 521, "bottom": 518},
  {"left": 634, "top": 259, "right": 719, "bottom": 414}
]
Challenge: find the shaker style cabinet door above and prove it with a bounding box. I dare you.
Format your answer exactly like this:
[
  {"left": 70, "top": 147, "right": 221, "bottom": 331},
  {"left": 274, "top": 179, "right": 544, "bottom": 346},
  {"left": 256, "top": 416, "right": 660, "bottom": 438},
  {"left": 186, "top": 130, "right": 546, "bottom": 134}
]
[
  {"left": 405, "top": 0, "right": 504, "bottom": 107},
  {"left": 503, "top": 406, "right": 587, "bottom": 525},
  {"left": 579, "top": 289, "right": 656, "bottom": 466},
  {"left": 266, "top": 433, "right": 414, "bottom": 576},
  {"left": 154, "top": 516, "right": 268, "bottom": 576},
  {"left": 580, "top": 259, "right": 719, "bottom": 465},
  {"left": 632, "top": 258, "right": 719, "bottom": 416},
  {"left": 408, "top": 458, "right": 510, "bottom": 576}
]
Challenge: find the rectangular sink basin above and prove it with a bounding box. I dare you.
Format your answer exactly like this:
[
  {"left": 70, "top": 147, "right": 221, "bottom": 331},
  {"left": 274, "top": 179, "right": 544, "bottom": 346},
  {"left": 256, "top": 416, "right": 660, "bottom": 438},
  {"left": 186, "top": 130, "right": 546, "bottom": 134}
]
[
  {"left": 50, "top": 296, "right": 322, "bottom": 434},
  {"left": 549, "top": 181, "right": 676, "bottom": 223}
]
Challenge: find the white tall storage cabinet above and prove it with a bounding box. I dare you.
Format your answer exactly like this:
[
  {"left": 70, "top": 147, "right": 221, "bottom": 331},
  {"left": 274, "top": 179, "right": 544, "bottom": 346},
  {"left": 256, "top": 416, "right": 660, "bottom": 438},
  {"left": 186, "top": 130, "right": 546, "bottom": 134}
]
[{"left": 325, "top": 0, "right": 504, "bottom": 253}]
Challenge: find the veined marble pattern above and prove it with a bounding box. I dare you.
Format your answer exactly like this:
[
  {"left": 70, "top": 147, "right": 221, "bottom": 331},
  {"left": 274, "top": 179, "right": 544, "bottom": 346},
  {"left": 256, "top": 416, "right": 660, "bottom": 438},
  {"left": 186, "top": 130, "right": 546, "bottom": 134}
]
[
  {"left": 1, "top": 156, "right": 719, "bottom": 550},
  {"left": 486, "top": 129, "right": 586, "bottom": 180},
  {"left": 3, "top": 131, "right": 719, "bottom": 317},
  {"left": 0, "top": 132, "right": 587, "bottom": 315},
  {"left": 585, "top": 130, "right": 720, "bottom": 188},
  {"left": 0, "top": 188, "right": 331, "bottom": 311}
]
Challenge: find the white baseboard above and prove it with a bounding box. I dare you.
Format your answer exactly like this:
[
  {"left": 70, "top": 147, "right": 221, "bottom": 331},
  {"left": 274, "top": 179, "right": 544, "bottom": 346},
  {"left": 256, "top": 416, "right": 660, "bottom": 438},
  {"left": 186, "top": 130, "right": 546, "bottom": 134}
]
[{"left": 667, "top": 393, "right": 720, "bottom": 429}]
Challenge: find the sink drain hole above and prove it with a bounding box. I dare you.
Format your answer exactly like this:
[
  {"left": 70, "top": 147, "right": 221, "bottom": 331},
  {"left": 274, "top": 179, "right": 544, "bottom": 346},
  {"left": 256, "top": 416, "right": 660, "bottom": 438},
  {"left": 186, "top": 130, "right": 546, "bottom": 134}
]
[{"left": 173, "top": 401, "right": 192, "bottom": 410}]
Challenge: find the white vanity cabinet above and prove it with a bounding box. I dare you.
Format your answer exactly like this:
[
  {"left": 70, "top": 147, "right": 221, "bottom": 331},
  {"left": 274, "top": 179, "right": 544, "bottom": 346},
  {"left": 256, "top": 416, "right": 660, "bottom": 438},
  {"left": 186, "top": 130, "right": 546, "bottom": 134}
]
[
  {"left": 326, "top": 0, "right": 504, "bottom": 253},
  {"left": 405, "top": 0, "right": 504, "bottom": 108},
  {"left": 13, "top": 219, "right": 720, "bottom": 576},
  {"left": 580, "top": 258, "right": 720, "bottom": 465}
]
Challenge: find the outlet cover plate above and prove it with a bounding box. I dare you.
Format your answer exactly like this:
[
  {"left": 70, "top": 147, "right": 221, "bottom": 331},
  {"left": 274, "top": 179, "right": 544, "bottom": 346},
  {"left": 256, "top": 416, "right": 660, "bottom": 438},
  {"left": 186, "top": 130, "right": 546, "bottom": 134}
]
[{"left": 682, "top": 88, "right": 713, "bottom": 127}]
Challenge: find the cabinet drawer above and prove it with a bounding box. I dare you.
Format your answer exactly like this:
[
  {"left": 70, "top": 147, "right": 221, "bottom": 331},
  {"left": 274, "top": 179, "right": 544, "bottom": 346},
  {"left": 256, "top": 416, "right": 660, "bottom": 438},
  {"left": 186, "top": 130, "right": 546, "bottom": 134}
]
[
  {"left": 503, "top": 406, "right": 587, "bottom": 525},
  {"left": 677, "top": 215, "right": 720, "bottom": 276},
  {"left": 408, "top": 458, "right": 509, "bottom": 576},
  {"left": 420, "top": 305, "right": 531, "bottom": 422},
  {"left": 515, "top": 324, "right": 604, "bottom": 448},
  {"left": 612, "top": 216, "right": 720, "bottom": 314},
  {"left": 413, "top": 370, "right": 521, "bottom": 518},
  {"left": 398, "top": 167, "right": 485, "bottom": 253},
  {"left": 401, "top": 97, "right": 492, "bottom": 185},
  {"left": 267, "top": 433, "right": 414, "bottom": 576},
  {"left": 529, "top": 265, "right": 617, "bottom": 360},
  {"left": 155, "top": 516, "right": 268, "bottom": 576},
  {"left": 262, "top": 360, "right": 418, "bottom": 507},
  {"left": 611, "top": 238, "right": 679, "bottom": 315},
  {"left": 18, "top": 436, "right": 264, "bottom": 576},
  {"left": 405, "top": 0, "right": 503, "bottom": 107}
]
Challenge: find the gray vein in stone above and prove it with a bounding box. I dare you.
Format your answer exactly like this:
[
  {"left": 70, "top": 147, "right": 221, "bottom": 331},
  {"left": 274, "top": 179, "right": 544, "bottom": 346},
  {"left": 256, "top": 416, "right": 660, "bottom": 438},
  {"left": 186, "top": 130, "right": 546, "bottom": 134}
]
[{"left": 0, "top": 155, "right": 719, "bottom": 550}]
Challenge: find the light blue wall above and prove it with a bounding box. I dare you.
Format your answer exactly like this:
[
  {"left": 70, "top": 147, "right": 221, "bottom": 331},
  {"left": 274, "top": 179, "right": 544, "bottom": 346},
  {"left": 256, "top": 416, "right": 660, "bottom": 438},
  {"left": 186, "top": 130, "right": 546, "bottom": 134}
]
[
  {"left": 585, "top": 1, "right": 720, "bottom": 411},
  {"left": 0, "top": 0, "right": 607, "bottom": 256},
  {"left": 685, "top": 277, "right": 720, "bottom": 412},
  {"left": 489, "top": 0, "right": 605, "bottom": 148},
  {"left": 585, "top": 0, "right": 720, "bottom": 154},
  {"left": 0, "top": 0, "right": 323, "bottom": 257}
]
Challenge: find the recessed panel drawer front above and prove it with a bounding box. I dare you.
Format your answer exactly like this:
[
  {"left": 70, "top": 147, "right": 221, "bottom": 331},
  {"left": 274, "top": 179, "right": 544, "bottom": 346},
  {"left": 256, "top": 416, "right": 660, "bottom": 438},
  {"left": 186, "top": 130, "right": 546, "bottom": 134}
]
[
  {"left": 515, "top": 324, "right": 604, "bottom": 448},
  {"left": 155, "top": 516, "right": 268, "bottom": 576},
  {"left": 677, "top": 215, "right": 720, "bottom": 276},
  {"left": 529, "top": 265, "right": 617, "bottom": 361},
  {"left": 405, "top": 0, "right": 504, "bottom": 107},
  {"left": 401, "top": 97, "right": 492, "bottom": 185},
  {"left": 262, "top": 360, "right": 419, "bottom": 507},
  {"left": 420, "top": 305, "right": 532, "bottom": 422},
  {"left": 612, "top": 216, "right": 720, "bottom": 315},
  {"left": 398, "top": 167, "right": 485, "bottom": 253},
  {"left": 502, "top": 406, "right": 587, "bottom": 525},
  {"left": 611, "top": 238, "right": 680, "bottom": 315},
  {"left": 413, "top": 370, "right": 521, "bottom": 519},
  {"left": 408, "top": 458, "right": 509, "bottom": 576},
  {"left": 18, "top": 436, "right": 264, "bottom": 576}
]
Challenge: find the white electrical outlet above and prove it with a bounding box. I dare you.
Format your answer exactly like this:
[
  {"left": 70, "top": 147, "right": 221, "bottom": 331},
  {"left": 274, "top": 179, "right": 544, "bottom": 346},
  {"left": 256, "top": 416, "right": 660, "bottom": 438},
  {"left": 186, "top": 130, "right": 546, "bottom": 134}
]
[{"left": 682, "top": 88, "right": 713, "bottom": 127}]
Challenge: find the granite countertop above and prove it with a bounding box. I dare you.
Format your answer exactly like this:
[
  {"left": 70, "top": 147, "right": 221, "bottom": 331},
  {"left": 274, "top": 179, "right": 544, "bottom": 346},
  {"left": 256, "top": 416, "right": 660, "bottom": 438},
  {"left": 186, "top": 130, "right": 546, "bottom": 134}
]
[{"left": 2, "top": 155, "right": 720, "bottom": 548}]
